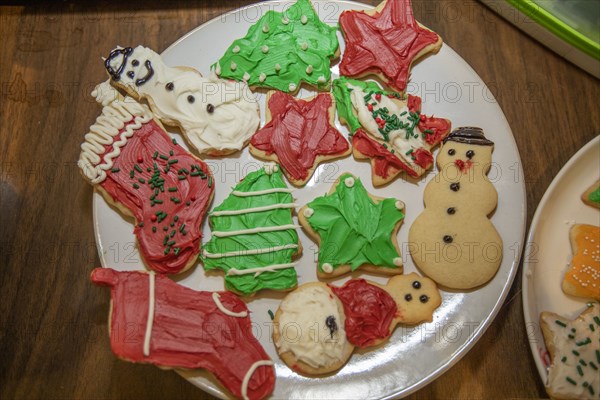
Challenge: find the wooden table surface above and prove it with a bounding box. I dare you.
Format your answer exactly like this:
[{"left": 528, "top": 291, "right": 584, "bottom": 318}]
[{"left": 1, "top": 0, "right": 598, "bottom": 399}]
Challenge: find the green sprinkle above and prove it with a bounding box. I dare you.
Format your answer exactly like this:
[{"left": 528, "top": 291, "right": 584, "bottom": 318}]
[
  {"left": 146, "top": 167, "right": 152, "bottom": 172},
  {"left": 572, "top": 328, "right": 577, "bottom": 333},
  {"left": 134, "top": 164, "right": 143, "bottom": 173},
  {"left": 424, "top": 129, "right": 433, "bottom": 134},
  {"left": 268, "top": 310, "right": 275, "bottom": 320},
  {"left": 170, "top": 197, "right": 181, "bottom": 204},
  {"left": 580, "top": 359, "right": 587, "bottom": 366},
  {"left": 576, "top": 338, "right": 592, "bottom": 346},
  {"left": 170, "top": 222, "right": 175, "bottom": 227},
  {"left": 400, "top": 111, "right": 407, "bottom": 116},
  {"left": 138, "top": 222, "right": 144, "bottom": 227},
  {"left": 167, "top": 240, "right": 175, "bottom": 246},
  {"left": 168, "top": 159, "right": 178, "bottom": 165},
  {"left": 133, "top": 183, "right": 140, "bottom": 189},
  {"left": 208, "top": 176, "right": 213, "bottom": 188},
  {"left": 152, "top": 227, "right": 156, "bottom": 233},
  {"left": 596, "top": 350, "right": 600, "bottom": 363},
  {"left": 566, "top": 377, "right": 577, "bottom": 385},
  {"left": 186, "top": 201, "right": 191, "bottom": 206},
  {"left": 163, "top": 226, "right": 168, "bottom": 231},
  {"left": 590, "top": 324, "right": 595, "bottom": 332},
  {"left": 590, "top": 361, "right": 598, "bottom": 370},
  {"left": 130, "top": 170, "right": 135, "bottom": 179},
  {"left": 594, "top": 316, "right": 600, "bottom": 326},
  {"left": 561, "top": 356, "right": 567, "bottom": 363},
  {"left": 174, "top": 216, "right": 179, "bottom": 222},
  {"left": 589, "top": 385, "right": 595, "bottom": 396},
  {"left": 168, "top": 187, "right": 177, "bottom": 192},
  {"left": 190, "top": 171, "right": 203, "bottom": 177},
  {"left": 179, "top": 224, "right": 185, "bottom": 233},
  {"left": 172, "top": 138, "right": 178, "bottom": 145},
  {"left": 583, "top": 381, "right": 589, "bottom": 387},
  {"left": 577, "top": 365, "right": 583, "bottom": 376},
  {"left": 153, "top": 151, "right": 158, "bottom": 159},
  {"left": 178, "top": 175, "right": 187, "bottom": 180},
  {"left": 169, "top": 150, "right": 174, "bottom": 156},
  {"left": 174, "top": 247, "right": 180, "bottom": 255},
  {"left": 573, "top": 350, "right": 580, "bottom": 356},
  {"left": 569, "top": 334, "right": 575, "bottom": 339},
  {"left": 163, "top": 236, "right": 168, "bottom": 245},
  {"left": 170, "top": 230, "right": 176, "bottom": 238},
  {"left": 405, "top": 149, "right": 414, "bottom": 156},
  {"left": 180, "top": 168, "right": 189, "bottom": 175},
  {"left": 111, "top": 167, "right": 120, "bottom": 173},
  {"left": 164, "top": 247, "right": 170, "bottom": 255},
  {"left": 138, "top": 178, "right": 145, "bottom": 184},
  {"left": 159, "top": 154, "right": 169, "bottom": 161}
]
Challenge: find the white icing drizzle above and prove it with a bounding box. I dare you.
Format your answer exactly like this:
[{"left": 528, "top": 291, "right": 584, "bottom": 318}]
[
  {"left": 322, "top": 263, "right": 333, "bottom": 273},
  {"left": 203, "top": 244, "right": 299, "bottom": 259},
  {"left": 276, "top": 285, "right": 348, "bottom": 368},
  {"left": 211, "top": 203, "right": 298, "bottom": 217},
  {"left": 241, "top": 360, "right": 274, "bottom": 400},
  {"left": 143, "top": 271, "right": 156, "bottom": 357},
  {"left": 212, "top": 225, "right": 300, "bottom": 238},
  {"left": 393, "top": 257, "right": 402, "bottom": 266},
  {"left": 232, "top": 187, "right": 294, "bottom": 197},
  {"left": 106, "top": 46, "right": 259, "bottom": 154},
  {"left": 78, "top": 97, "right": 151, "bottom": 184},
  {"left": 227, "top": 262, "right": 298, "bottom": 277},
  {"left": 344, "top": 177, "right": 355, "bottom": 187},
  {"left": 303, "top": 207, "right": 314, "bottom": 218},
  {"left": 211, "top": 292, "right": 248, "bottom": 318}
]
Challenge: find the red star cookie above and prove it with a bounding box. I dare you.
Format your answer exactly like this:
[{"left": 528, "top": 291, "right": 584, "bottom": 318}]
[
  {"left": 250, "top": 91, "right": 351, "bottom": 186},
  {"left": 339, "top": 0, "right": 442, "bottom": 92}
]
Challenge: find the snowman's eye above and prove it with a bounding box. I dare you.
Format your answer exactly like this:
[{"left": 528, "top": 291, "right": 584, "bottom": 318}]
[
  {"left": 131, "top": 59, "right": 139, "bottom": 66},
  {"left": 325, "top": 315, "right": 337, "bottom": 339},
  {"left": 466, "top": 150, "right": 474, "bottom": 159},
  {"left": 447, "top": 149, "right": 455, "bottom": 156},
  {"left": 126, "top": 71, "right": 135, "bottom": 79},
  {"left": 207, "top": 104, "right": 215, "bottom": 114}
]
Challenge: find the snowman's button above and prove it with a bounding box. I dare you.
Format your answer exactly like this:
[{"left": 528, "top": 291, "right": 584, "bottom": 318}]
[
  {"left": 447, "top": 207, "right": 456, "bottom": 214},
  {"left": 165, "top": 82, "right": 174, "bottom": 91},
  {"left": 132, "top": 59, "right": 139, "bottom": 66},
  {"left": 443, "top": 235, "right": 453, "bottom": 243},
  {"left": 450, "top": 182, "right": 460, "bottom": 191},
  {"left": 419, "top": 295, "right": 429, "bottom": 303},
  {"left": 412, "top": 280, "right": 421, "bottom": 289},
  {"left": 405, "top": 294, "right": 412, "bottom": 301}
]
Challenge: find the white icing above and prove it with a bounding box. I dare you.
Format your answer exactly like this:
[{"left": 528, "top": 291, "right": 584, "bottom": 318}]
[
  {"left": 395, "top": 200, "right": 405, "bottom": 210},
  {"left": 301, "top": 42, "right": 308, "bottom": 51},
  {"left": 282, "top": 17, "right": 289, "bottom": 25},
  {"left": 242, "top": 360, "right": 274, "bottom": 400},
  {"left": 231, "top": 61, "right": 237, "bottom": 71},
  {"left": 78, "top": 97, "right": 152, "bottom": 184},
  {"left": 301, "top": 15, "right": 308, "bottom": 24},
  {"left": 276, "top": 285, "right": 348, "bottom": 368},
  {"left": 289, "top": 83, "right": 297, "bottom": 92},
  {"left": 232, "top": 187, "right": 294, "bottom": 197},
  {"left": 317, "top": 76, "right": 326, "bottom": 84},
  {"left": 259, "top": 73, "right": 266, "bottom": 83},
  {"left": 344, "top": 177, "right": 355, "bottom": 187},
  {"left": 262, "top": 24, "right": 270, "bottom": 33},
  {"left": 227, "top": 262, "right": 297, "bottom": 277},
  {"left": 211, "top": 224, "right": 300, "bottom": 238},
  {"left": 542, "top": 303, "right": 600, "bottom": 398},
  {"left": 393, "top": 257, "right": 402, "bottom": 267},
  {"left": 203, "top": 244, "right": 299, "bottom": 259},
  {"left": 243, "top": 72, "right": 250, "bottom": 81},
  {"left": 261, "top": 45, "right": 269, "bottom": 54},
  {"left": 303, "top": 208, "right": 314, "bottom": 218},
  {"left": 91, "top": 80, "right": 120, "bottom": 106},
  {"left": 306, "top": 65, "right": 313, "bottom": 74},
  {"left": 211, "top": 203, "right": 298, "bottom": 216},
  {"left": 348, "top": 83, "right": 429, "bottom": 172},
  {"left": 232, "top": 45, "right": 240, "bottom": 54},
  {"left": 212, "top": 292, "right": 248, "bottom": 318},
  {"left": 275, "top": 63, "right": 281, "bottom": 72},
  {"left": 322, "top": 263, "right": 333, "bottom": 273},
  {"left": 143, "top": 271, "right": 156, "bottom": 357},
  {"left": 263, "top": 162, "right": 279, "bottom": 175},
  {"left": 106, "top": 46, "right": 259, "bottom": 154}
]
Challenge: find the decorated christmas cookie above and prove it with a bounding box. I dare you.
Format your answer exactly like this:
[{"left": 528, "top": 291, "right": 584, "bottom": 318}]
[
  {"left": 330, "top": 273, "right": 441, "bottom": 348},
  {"left": 201, "top": 164, "right": 301, "bottom": 296},
  {"left": 78, "top": 90, "right": 214, "bottom": 274},
  {"left": 409, "top": 127, "right": 503, "bottom": 289},
  {"left": 540, "top": 303, "right": 600, "bottom": 399},
  {"left": 250, "top": 91, "right": 351, "bottom": 186},
  {"left": 332, "top": 77, "right": 451, "bottom": 185},
  {"left": 582, "top": 180, "right": 600, "bottom": 209},
  {"left": 212, "top": 0, "right": 339, "bottom": 93},
  {"left": 298, "top": 173, "right": 405, "bottom": 278},
  {"left": 273, "top": 282, "right": 354, "bottom": 375},
  {"left": 562, "top": 224, "right": 600, "bottom": 301},
  {"left": 338, "top": 0, "right": 442, "bottom": 93},
  {"left": 103, "top": 45, "right": 260, "bottom": 156},
  {"left": 91, "top": 268, "right": 275, "bottom": 400}
]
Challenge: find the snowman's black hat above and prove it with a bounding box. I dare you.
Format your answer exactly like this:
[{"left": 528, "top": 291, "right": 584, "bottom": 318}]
[{"left": 443, "top": 127, "right": 494, "bottom": 146}]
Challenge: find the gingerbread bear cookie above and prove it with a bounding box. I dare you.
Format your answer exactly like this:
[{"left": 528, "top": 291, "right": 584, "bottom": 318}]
[
  {"left": 339, "top": 0, "right": 442, "bottom": 93},
  {"left": 562, "top": 224, "right": 600, "bottom": 301},
  {"left": 78, "top": 86, "right": 214, "bottom": 274},
  {"left": 250, "top": 91, "right": 350, "bottom": 187},
  {"left": 213, "top": 0, "right": 339, "bottom": 93},
  {"left": 540, "top": 303, "right": 600, "bottom": 399},
  {"left": 582, "top": 180, "right": 600, "bottom": 209},
  {"left": 409, "top": 127, "right": 503, "bottom": 289},
  {"left": 103, "top": 45, "right": 260, "bottom": 156},
  {"left": 298, "top": 173, "right": 405, "bottom": 278}
]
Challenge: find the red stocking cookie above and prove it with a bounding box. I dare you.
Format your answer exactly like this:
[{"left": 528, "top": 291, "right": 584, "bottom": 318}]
[
  {"left": 91, "top": 268, "right": 275, "bottom": 400},
  {"left": 78, "top": 90, "right": 214, "bottom": 274}
]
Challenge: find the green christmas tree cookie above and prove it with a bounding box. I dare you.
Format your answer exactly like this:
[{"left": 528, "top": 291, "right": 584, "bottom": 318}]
[
  {"left": 201, "top": 163, "right": 301, "bottom": 295},
  {"left": 212, "top": 0, "right": 339, "bottom": 93}
]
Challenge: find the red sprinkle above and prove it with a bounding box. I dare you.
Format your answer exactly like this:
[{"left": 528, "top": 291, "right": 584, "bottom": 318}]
[
  {"left": 137, "top": 156, "right": 144, "bottom": 163},
  {"left": 387, "top": 94, "right": 395, "bottom": 98},
  {"left": 190, "top": 196, "right": 196, "bottom": 202},
  {"left": 375, "top": 117, "right": 382, "bottom": 123},
  {"left": 375, "top": 93, "right": 381, "bottom": 101},
  {"left": 151, "top": 215, "right": 157, "bottom": 222},
  {"left": 419, "top": 114, "right": 426, "bottom": 122},
  {"left": 367, "top": 104, "right": 373, "bottom": 111}
]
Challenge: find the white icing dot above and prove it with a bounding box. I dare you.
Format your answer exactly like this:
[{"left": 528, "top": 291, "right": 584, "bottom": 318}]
[
  {"left": 259, "top": 73, "right": 266, "bottom": 82},
  {"left": 289, "top": 83, "right": 297, "bottom": 92},
  {"left": 317, "top": 75, "right": 326, "bottom": 84},
  {"left": 322, "top": 263, "right": 333, "bottom": 273},
  {"left": 264, "top": 162, "right": 278, "bottom": 175},
  {"left": 301, "top": 15, "right": 308, "bottom": 24},
  {"left": 261, "top": 45, "right": 269, "bottom": 54},
  {"left": 263, "top": 24, "right": 270, "bottom": 33},
  {"left": 303, "top": 208, "right": 314, "bottom": 218},
  {"left": 301, "top": 42, "right": 308, "bottom": 51},
  {"left": 306, "top": 65, "right": 313, "bottom": 74},
  {"left": 282, "top": 17, "right": 289, "bottom": 25},
  {"left": 230, "top": 62, "right": 237, "bottom": 71},
  {"left": 243, "top": 72, "right": 250, "bottom": 81},
  {"left": 275, "top": 63, "right": 281, "bottom": 72},
  {"left": 393, "top": 257, "right": 402, "bottom": 266},
  {"left": 395, "top": 200, "right": 404, "bottom": 210},
  {"left": 344, "top": 177, "right": 355, "bottom": 187},
  {"left": 232, "top": 45, "right": 240, "bottom": 54}
]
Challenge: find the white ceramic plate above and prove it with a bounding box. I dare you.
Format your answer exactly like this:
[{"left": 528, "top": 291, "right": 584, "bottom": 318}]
[
  {"left": 92, "top": 1, "right": 526, "bottom": 398},
  {"left": 522, "top": 135, "right": 600, "bottom": 388}
]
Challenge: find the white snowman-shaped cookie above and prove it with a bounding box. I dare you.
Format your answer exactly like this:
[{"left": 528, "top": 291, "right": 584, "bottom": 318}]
[{"left": 409, "top": 127, "right": 503, "bottom": 289}]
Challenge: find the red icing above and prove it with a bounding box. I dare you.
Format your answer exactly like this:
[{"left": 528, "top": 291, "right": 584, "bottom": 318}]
[
  {"left": 407, "top": 95, "right": 451, "bottom": 146},
  {"left": 330, "top": 279, "right": 397, "bottom": 348},
  {"left": 91, "top": 268, "right": 275, "bottom": 400},
  {"left": 250, "top": 92, "right": 349, "bottom": 181},
  {"left": 99, "top": 119, "right": 213, "bottom": 275},
  {"left": 339, "top": 0, "right": 440, "bottom": 92},
  {"left": 352, "top": 129, "right": 417, "bottom": 178}
]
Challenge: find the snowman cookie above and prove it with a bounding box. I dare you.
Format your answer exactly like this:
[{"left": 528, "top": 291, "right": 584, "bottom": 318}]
[
  {"left": 103, "top": 45, "right": 260, "bottom": 156},
  {"left": 409, "top": 127, "right": 503, "bottom": 290}
]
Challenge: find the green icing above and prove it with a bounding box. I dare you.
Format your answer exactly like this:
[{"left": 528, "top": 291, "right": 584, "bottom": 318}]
[
  {"left": 201, "top": 167, "right": 299, "bottom": 295},
  {"left": 305, "top": 173, "right": 404, "bottom": 272},
  {"left": 589, "top": 187, "right": 600, "bottom": 203},
  {"left": 332, "top": 76, "right": 405, "bottom": 133},
  {"left": 212, "top": 0, "right": 339, "bottom": 93}
]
